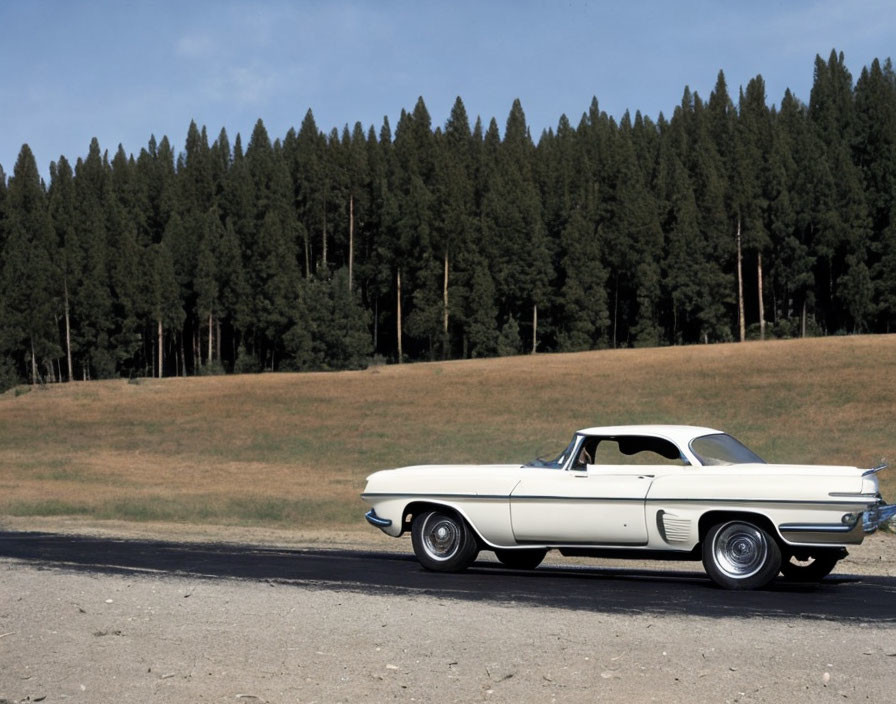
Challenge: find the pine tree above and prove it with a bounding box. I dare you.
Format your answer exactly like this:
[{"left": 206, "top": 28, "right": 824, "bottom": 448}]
[
  {"left": 555, "top": 208, "right": 609, "bottom": 349},
  {"left": 71, "top": 140, "right": 114, "bottom": 378},
  {"left": 47, "top": 156, "right": 78, "bottom": 380},
  {"left": 194, "top": 210, "right": 220, "bottom": 367},
  {"left": 808, "top": 50, "right": 872, "bottom": 333},
  {"left": 433, "top": 97, "right": 476, "bottom": 357},
  {"left": 482, "top": 100, "right": 551, "bottom": 353},
  {"left": 735, "top": 76, "right": 773, "bottom": 339},
  {"left": 853, "top": 59, "right": 896, "bottom": 329},
  {"left": 105, "top": 152, "right": 145, "bottom": 375},
  {"left": 1, "top": 145, "right": 62, "bottom": 383},
  {"left": 215, "top": 219, "right": 250, "bottom": 367},
  {"left": 148, "top": 242, "right": 184, "bottom": 377}
]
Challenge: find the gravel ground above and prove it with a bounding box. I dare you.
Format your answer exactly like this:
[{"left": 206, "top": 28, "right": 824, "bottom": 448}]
[{"left": 1, "top": 520, "right": 895, "bottom": 704}]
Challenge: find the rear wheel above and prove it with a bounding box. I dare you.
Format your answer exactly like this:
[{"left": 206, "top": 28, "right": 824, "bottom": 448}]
[
  {"left": 702, "top": 520, "right": 781, "bottom": 590},
  {"left": 411, "top": 510, "right": 479, "bottom": 572},
  {"left": 780, "top": 552, "right": 841, "bottom": 582},
  {"left": 494, "top": 548, "right": 547, "bottom": 570}
]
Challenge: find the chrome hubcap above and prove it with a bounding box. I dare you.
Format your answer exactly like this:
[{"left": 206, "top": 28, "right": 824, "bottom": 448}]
[
  {"left": 713, "top": 522, "right": 767, "bottom": 578},
  {"left": 423, "top": 515, "right": 461, "bottom": 561}
]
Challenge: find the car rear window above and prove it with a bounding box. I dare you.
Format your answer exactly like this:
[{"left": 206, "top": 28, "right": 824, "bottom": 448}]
[{"left": 690, "top": 433, "right": 766, "bottom": 466}]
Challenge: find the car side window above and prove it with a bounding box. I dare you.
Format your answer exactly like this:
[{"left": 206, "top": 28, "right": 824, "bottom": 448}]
[{"left": 590, "top": 436, "right": 688, "bottom": 466}]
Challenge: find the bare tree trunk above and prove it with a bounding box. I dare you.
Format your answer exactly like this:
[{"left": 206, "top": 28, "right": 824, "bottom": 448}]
[
  {"left": 396, "top": 268, "right": 403, "bottom": 364},
  {"left": 757, "top": 251, "right": 766, "bottom": 341},
  {"left": 801, "top": 299, "right": 807, "bottom": 338},
  {"left": 442, "top": 252, "right": 449, "bottom": 358},
  {"left": 613, "top": 273, "right": 619, "bottom": 349},
  {"left": 373, "top": 298, "right": 378, "bottom": 352},
  {"left": 737, "top": 217, "right": 745, "bottom": 342},
  {"left": 182, "top": 333, "right": 188, "bottom": 377},
  {"left": 192, "top": 329, "right": 199, "bottom": 371},
  {"left": 157, "top": 319, "right": 163, "bottom": 378},
  {"left": 531, "top": 303, "right": 538, "bottom": 354},
  {"left": 64, "top": 279, "right": 73, "bottom": 382},
  {"left": 208, "top": 312, "right": 214, "bottom": 364},
  {"left": 322, "top": 211, "right": 327, "bottom": 270},
  {"left": 303, "top": 229, "right": 310, "bottom": 278},
  {"left": 348, "top": 194, "right": 354, "bottom": 292},
  {"left": 216, "top": 318, "right": 222, "bottom": 363},
  {"left": 30, "top": 338, "right": 37, "bottom": 385}
]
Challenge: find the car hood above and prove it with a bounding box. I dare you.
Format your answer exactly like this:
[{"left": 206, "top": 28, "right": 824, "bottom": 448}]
[{"left": 364, "top": 464, "right": 525, "bottom": 497}]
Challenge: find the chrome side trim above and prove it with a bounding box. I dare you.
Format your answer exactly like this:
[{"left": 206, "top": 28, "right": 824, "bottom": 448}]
[
  {"left": 364, "top": 509, "right": 392, "bottom": 528},
  {"left": 362, "top": 491, "right": 874, "bottom": 507},
  {"left": 651, "top": 497, "right": 873, "bottom": 506},
  {"left": 362, "top": 492, "right": 508, "bottom": 501},
  {"left": 779, "top": 523, "right": 854, "bottom": 534}
]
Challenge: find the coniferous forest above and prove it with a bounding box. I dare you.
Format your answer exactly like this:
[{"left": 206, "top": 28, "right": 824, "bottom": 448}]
[{"left": 1, "top": 50, "right": 895, "bottom": 388}]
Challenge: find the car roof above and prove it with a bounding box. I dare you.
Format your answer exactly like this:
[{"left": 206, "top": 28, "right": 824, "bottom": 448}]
[{"left": 574, "top": 425, "right": 724, "bottom": 447}]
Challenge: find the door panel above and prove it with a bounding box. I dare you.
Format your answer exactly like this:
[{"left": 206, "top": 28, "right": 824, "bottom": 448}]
[{"left": 510, "top": 468, "right": 653, "bottom": 544}]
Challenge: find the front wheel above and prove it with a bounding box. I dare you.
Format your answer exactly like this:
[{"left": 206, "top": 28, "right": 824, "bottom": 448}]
[
  {"left": 702, "top": 520, "right": 781, "bottom": 590},
  {"left": 780, "top": 552, "right": 841, "bottom": 582},
  {"left": 411, "top": 510, "right": 479, "bottom": 572},
  {"left": 494, "top": 548, "right": 547, "bottom": 570}
]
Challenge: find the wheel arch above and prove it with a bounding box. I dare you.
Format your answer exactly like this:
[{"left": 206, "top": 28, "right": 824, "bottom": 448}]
[
  {"left": 400, "top": 500, "right": 486, "bottom": 547},
  {"left": 697, "top": 510, "right": 782, "bottom": 547}
]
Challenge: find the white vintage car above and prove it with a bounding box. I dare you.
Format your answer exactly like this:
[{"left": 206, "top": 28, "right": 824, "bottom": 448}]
[{"left": 362, "top": 425, "right": 895, "bottom": 590}]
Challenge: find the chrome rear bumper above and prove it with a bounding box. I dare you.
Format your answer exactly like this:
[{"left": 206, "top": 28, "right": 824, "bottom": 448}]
[{"left": 863, "top": 502, "right": 896, "bottom": 533}]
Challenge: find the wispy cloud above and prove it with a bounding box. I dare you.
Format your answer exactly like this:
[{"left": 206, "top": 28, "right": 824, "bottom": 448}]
[{"left": 176, "top": 33, "right": 215, "bottom": 58}]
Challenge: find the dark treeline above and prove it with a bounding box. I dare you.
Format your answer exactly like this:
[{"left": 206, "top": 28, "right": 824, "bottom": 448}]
[{"left": 1, "top": 50, "right": 895, "bottom": 388}]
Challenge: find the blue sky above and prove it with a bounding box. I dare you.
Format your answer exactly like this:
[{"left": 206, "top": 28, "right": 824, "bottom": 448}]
[{"left": 1, "top": 0, "right": 895, "bottom": 179}]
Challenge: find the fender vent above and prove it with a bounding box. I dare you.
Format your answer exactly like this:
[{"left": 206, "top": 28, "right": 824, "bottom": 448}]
[{"left": 661, "top": 514, "right": 692, "bottom": 543}]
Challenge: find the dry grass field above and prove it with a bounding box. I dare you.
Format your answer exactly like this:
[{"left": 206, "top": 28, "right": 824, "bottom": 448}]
[{"left": 0, "top": 334, "right": 894, "bottom": 530}]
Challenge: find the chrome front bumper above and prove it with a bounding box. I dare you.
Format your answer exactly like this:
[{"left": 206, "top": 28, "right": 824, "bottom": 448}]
[{"left": 365, "top": 509, "right": 392, "bottom": 529}]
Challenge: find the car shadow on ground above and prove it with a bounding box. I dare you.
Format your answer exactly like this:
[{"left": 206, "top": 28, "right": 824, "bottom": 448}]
[{"left": 2, "top": 531, "right": 893, "bottom": 622}]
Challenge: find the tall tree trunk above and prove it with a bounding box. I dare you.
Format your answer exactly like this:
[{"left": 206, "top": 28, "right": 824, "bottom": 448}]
[
  {"left": 192, "top": 329, "right": 199, "bottom": 371},
  {"left": 442, "top": 252, "right": 449, "bottom": 358},
  {"left": 208, "top": 312, "right": 214, "bottom": 364},
  {"left": 216, "top": 318, "right": 221, "bottom": 364},
  {"left": 348, "top": 194, "right": 354, "bottom": 292},
  {"left": 373, "top": 297, "right": 378, "bottom": 353},
  {"left": 612, "top": 273, "right": 619, "bottom": 349},
  {"left": 64, "top": 279, "right": 73, "bottom": 382},
  {"left": 303, "top": 229, "right": 310, "bottom": 278},
  {"left": 736, "top": 217, "right": 745, "bottom": 342},
  {"left": 322, "top": 210, "right": 327, "bottom": 270},
  {"left": 157, "top": 319, "right": 163, "bottom": 378},
  {"left": 757, "top": 252, "right": 766, "bottom": 341},
  {"left": 531, "top": 303, "right": 538, "bottom": 354},
  {"left": 30, "top": 338, "right": 37, "bottom": 385},
  {"left": 801, "top": 299, "right": 807, "bottom": 338},
  {"left": 396, "top": 268, "right": 403, "bottom": 364}
]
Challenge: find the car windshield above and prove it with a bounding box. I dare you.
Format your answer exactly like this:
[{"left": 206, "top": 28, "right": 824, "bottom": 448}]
[
  {"left": 525, "top": 435, "right": 580, "bottom": 469},
  {"left": 690, "top": 433, "right": 765, "bottom": 466}
]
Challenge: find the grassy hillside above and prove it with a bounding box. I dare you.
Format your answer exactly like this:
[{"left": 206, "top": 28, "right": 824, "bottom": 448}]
[{"left": 1, "top": 335, "right": 894, "bottom": 529}]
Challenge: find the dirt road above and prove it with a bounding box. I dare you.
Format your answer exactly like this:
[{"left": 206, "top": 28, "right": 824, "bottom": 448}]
[{"left": 1, "top": 521, "right": 895, "bottom": 704}]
